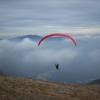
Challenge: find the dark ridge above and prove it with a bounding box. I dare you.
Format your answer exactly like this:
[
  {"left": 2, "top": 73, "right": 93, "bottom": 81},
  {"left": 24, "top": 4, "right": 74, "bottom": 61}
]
[
  {"left": 8, "top": 35, "right": 42, "bottom": 42},
  {"left": 87, "top": 79, "right": 100, "bottom": 85}
]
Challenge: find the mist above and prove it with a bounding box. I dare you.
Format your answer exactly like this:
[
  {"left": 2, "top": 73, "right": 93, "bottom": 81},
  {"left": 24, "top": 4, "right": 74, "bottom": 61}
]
[{"left": 0, "top": 34, "right": 100, "bottom": 83}]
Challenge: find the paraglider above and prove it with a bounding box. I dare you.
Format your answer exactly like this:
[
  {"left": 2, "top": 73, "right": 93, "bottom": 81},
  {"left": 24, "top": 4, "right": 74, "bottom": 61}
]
[
  {"left": 38, "top": 33, "right": 77, "bottom": 46},
  {"left": 38, "top": 33, "right": 77, "bottom": 69},
  {"left": 55, "top": 64, "right": 59, "bottom": 69}
]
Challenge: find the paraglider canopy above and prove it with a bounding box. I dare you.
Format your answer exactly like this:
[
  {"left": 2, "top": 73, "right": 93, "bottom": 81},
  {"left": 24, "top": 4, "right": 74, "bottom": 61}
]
[
  {"left": 38, "top": 33, "right": 77, "bottom": 46},
  {"left": 38, "top": 33, "right": 77, "bottom": 70}
]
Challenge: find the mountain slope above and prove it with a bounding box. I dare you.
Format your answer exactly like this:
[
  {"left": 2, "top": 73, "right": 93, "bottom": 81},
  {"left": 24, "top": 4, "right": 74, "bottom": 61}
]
[
  {"left": 8, "top": 34, "right": 64, "bottom": 43},
  {"left": 88, "top": 79, "right": 100, "bottom": 85},
  {"left": 0, "top": 74, "right": 100, "bottom": 100},
  {"left": 9, "top": 35, "right": 41, "bottom": 42}
]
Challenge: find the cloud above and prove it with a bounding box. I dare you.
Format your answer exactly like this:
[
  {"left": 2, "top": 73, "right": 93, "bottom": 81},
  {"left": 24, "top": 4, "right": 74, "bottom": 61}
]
[
  {"left": 13, "top": 38, "right": 38, "bottom": 51},
  {"left": 88, "top": 49, "right": 100, "bottom": 62},
  {"left": 0, "top": 0, "right": 100, "bottom": 38},
  {"left": 74, "top": 34, "right": 100, "bottom": 40},
  {"left": 23, "top": 48, "right": 79, "bottom": 65},
  {"left": 36, "top": 70, "right": 54, "bottom": 80},
  {"left": 0, "top": 34, "right": 100, "bottom": 83},
  {"left": 0, "top": 34, "right": 100, "bottom": 68},
  {"left": 0, "top": 38, "right": 79, "bottom": 69}
]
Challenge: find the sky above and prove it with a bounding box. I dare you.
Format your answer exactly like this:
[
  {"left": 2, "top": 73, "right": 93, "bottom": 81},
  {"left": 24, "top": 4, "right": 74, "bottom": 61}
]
[{"left": 0, "top": 0, "right": 100, "bottom": 38}]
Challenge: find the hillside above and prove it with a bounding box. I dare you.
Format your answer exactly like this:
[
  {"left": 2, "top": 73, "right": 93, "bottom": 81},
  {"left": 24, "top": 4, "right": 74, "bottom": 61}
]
[
  {"left": 0, "top": 74, "right": 100, "bottom": 100},
  {"left": 88, "top": 79, "right": 100, "bottom": 85}
]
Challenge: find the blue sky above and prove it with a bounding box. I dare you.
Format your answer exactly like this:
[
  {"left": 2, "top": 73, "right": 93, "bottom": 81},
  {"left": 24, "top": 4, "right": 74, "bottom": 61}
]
[{"left": 0, "top": 0, "right": 100, "bottom": 38}]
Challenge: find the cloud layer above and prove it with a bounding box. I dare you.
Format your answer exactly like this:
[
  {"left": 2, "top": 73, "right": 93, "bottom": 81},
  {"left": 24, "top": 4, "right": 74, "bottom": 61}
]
[
  {"left": 0, "top": 0, "right": 100, "bottom": 38},
  {"left": 0, "top": 34, "right": 100, "bottom": 83}
]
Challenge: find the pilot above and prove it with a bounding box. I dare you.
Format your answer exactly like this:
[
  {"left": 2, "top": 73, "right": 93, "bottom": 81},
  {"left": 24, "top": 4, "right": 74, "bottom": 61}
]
[{"left": 55, "top": 64, "right": 59, "bottom": 69}]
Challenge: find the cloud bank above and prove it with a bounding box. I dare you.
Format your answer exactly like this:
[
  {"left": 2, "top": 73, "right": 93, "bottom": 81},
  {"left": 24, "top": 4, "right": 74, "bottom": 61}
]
[{"left": 0, "top": 34, "right": 100, "bottom": 83}]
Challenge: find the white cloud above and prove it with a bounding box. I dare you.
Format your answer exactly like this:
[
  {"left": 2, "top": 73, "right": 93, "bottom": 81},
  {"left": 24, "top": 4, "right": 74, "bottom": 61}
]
[
  {"left": 23, "top": 48, "right": 79, "bottom": 65},
  {"left": 13, "top": 38, "right": 38, "bottom": 51},
  {"left": 0, "top": 37, "right": 80, "bottom": 69},
  {"left": 0, "top": 34, "right": 100, "bottom": 83},
  {"left": 74, "top": 34, "right": 100, "bottom": 40},
  {"left": 88, "top": 49, "right": 100, "bottom": 62}
]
